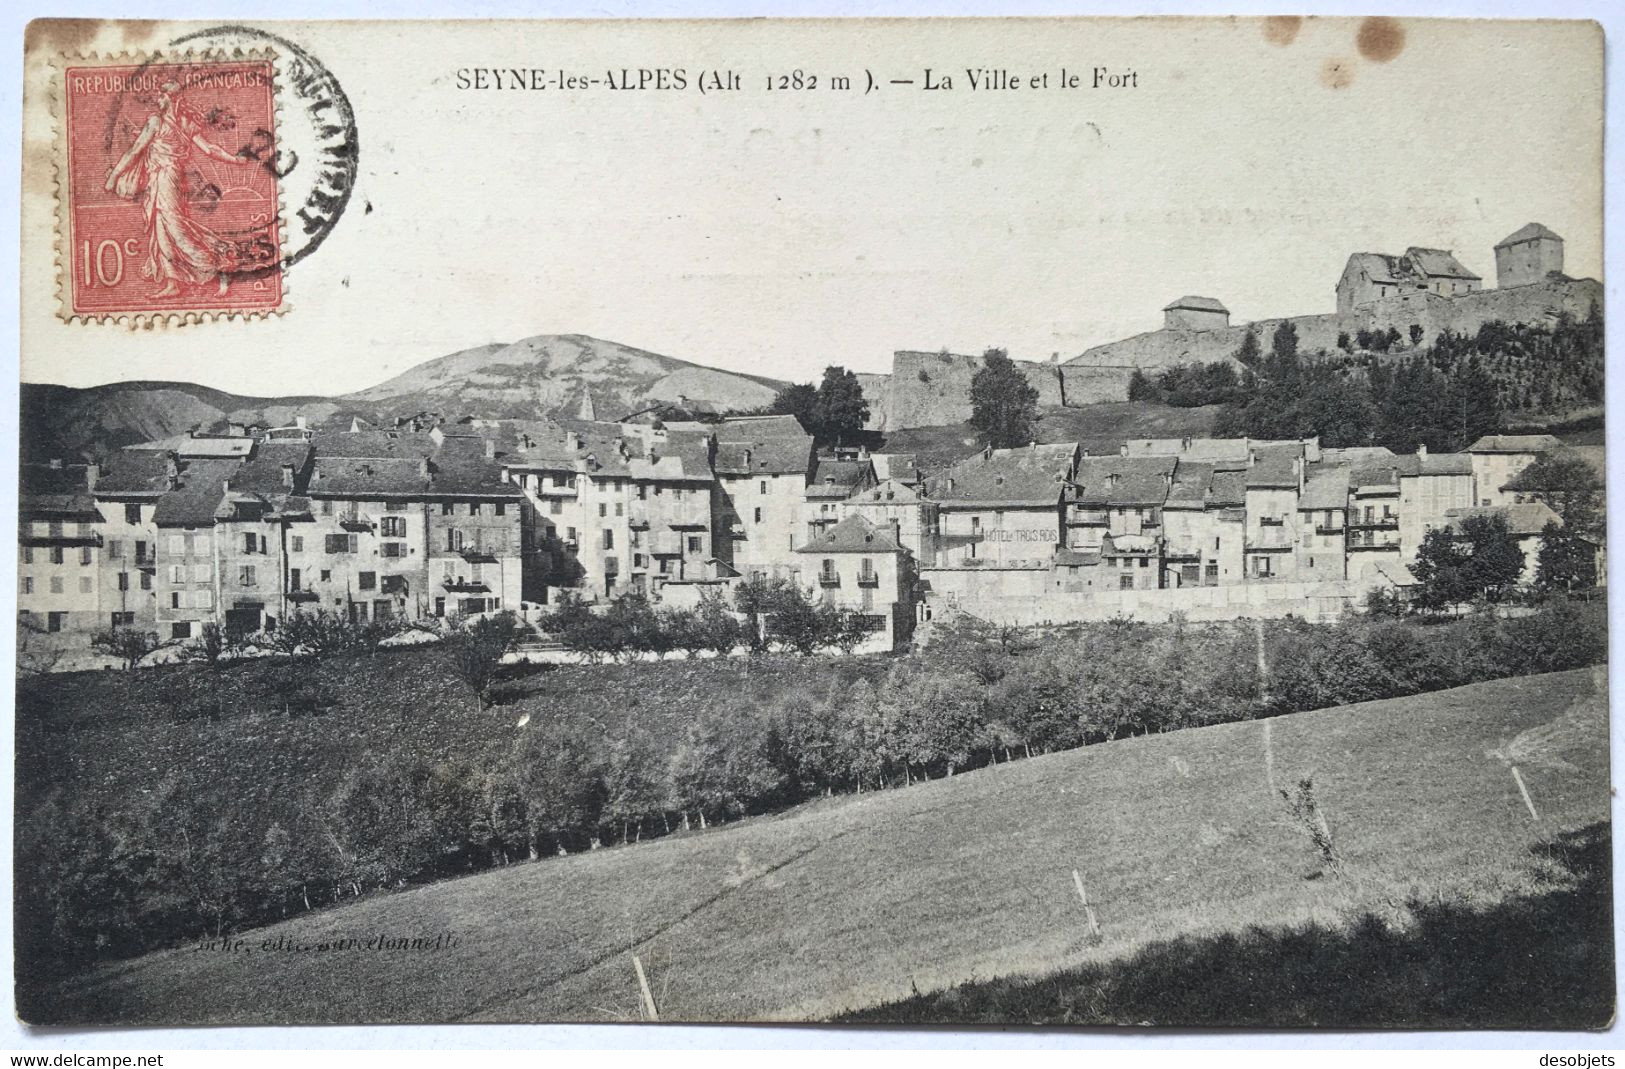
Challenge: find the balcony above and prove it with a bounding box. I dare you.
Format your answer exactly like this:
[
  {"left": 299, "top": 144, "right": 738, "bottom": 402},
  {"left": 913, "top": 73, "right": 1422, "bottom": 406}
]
[
  {"left": 818, "top": 573, "right": 841, "bottom": 588},
  {"left": 856, "top": 573, "right": 880, "bottom": 588},
  {"left": 286, "top": 588, "right": 320, "bottom": 602},
  {"left": 134, "top": 549, "right": 157, "bottom": 570},
  {"left": 442, "top": 577, "right": 491, "bottom": 593},
  {"left": 1245, "top": 531, "right": 1295, "bottom": 552},
  {"left": 338, "top": 514, "right": 374, "bottom": 532},
  {"left": 1347, "top": 516, "right": 1399, "bottom": 530},
  {"left": 1314, "top": 524, "right": 1344, "bottom": 536},
  {"left": 1067, "top": 507, "right": 1110, "bottom": 525},
  {"left": 459, "top": 545, "right": 498, "bottom": 564}
]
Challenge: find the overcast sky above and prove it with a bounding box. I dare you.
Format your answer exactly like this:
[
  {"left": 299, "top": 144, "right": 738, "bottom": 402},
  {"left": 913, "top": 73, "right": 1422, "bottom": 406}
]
[{"left": 21, "top": 16, "right": 1603, "bottom": 397}]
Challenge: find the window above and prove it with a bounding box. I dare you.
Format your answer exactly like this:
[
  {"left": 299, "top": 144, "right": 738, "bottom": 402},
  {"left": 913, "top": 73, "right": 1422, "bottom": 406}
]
[
  {"left": 1119, "top": 574, "right": 1134, "bottom": 591},
  {"left": 124, "top": 503, "right": 141, "bottom": 524},
  {"left": 49, "top": 576, "right": 63, "bottom": 594},
  {"left": 289, "top": 568, "right": 302, "bottom": 591},
  {"left": 192, "top": 563, "right": 211, "bottom": 582},
  {"left": 107, "top": 539, "right": 123, "bottom": 559},
  {"left": 111, "top": 611, "right": 134, "bottom": 628},
  {"left": 321, "top": 500, "right": 335, "bottom": 516},
  {"left": 598, "top": 503, "right": 607, "bottom": 518},
  {"left": 566, "top": 527, "right": 577, "bottom": 543},
  {"left": 139, "top": 572, "right": 152, "bottom": 591},
  {"left": 442, "top": 502, "right": 454, "bottom": 516},
  {"left": 434, "top": 597, "right": 446, "bottom": 616},
  {"left": 386, "top": 500, "right": 407, "bottom": 511},
  {"left": 168, "top": 535, "right": 185, "bottom": 556},
  {"left": 169, "top": 564, "right": 185, "bottom": 583},
  {"left": 244, "top": 533, "right": 258, "bottom": 553},
  {"left": 753, "top": 507, "right": 762, "bottom": 524},
  {"left": 359, "top": 572, "right": 376, "bottom": 591},
  {"left": 291, "top": 536, "right": 304, "bottom": 553},
  {"left": 470, "top": 502, "right": 482, "bottom": 516},
  {"left": 615, "top": 503, "right": 624, "bottom": 517},
  {"left": 21, "top": 547, "right": 32, "bottom": 564},
  {"left": 380, "top": 516, "right": 406, "bottom": 537},
  {"left": 20, "top": 577, "right": 32, "bottom": 595},
  {"left": 239, "top": 565, "right": 257, "bottom": 587},
  {"left": 603, "top": 529, "right": 614, "bottom": 550},
  {"left": 760, "top": 480, "right": 768, "bottom": 495},
  {"left": 325, "top": 533, "right": 355, "bottom": 554},
  {"left": 549, "top": 498, "right": 563, "bottom": 515},
  {"left": 49, "top": 547, "right": 64, "bottom": 565},
  {"left": 687, "top": 536, "right": 702, "bottom": 553},
  {"left": 320, "top": 569, "right": 332, "bottom": 582},
  {"left": 495, "top": 502, "right": 505, "bottom": 516},
  {"left": 117, "top": 572, "right": 129, "bottom": 591},
  {"left": 170, "top": 591, "right": 181, "bottom": 609},
  {"left": 446, "top": 529, "right": 463, "bottom": 552},
  {"left": 193, "top": 589, "right": 213, "bottom": 609},
  {"left": 382, "top": 542, "right": 405, "bottom": 558},
  {"left": 171, "top": 622, "right": 191, "bottom": 640},
  {"left": 48, "top": 521, "right": 63, "bottom": 538},
  {"left": 79, "top": 546, "right": 93, "bottom": 566}
]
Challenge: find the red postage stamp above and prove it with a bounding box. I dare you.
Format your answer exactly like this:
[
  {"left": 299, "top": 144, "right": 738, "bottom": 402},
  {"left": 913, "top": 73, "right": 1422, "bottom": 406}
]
[{"left": 61, "top": 56, "right": 284, "bottom": 320}]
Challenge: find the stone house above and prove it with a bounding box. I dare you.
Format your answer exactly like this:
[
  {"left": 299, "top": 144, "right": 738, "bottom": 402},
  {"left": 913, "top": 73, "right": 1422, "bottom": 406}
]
[
  {"left": 18, "top": 462, "right": 105, "bottom": 637},
  {"left": 1242, "top": 445, "right": 1306, "bottom": 582},
  {"left": 1159, "top": 463, "right": 1247, "bottom": 588},
  {"left": 795, "top": 515, "right": 915, "bottom": 652},
  {"left": 1161, "top": 295, "right": 1230, "bottom": 331},
  {"left": 1465, "top": 434, "right": 1563, "bottom": 508},
  {"left": 1295, "top": 464, "right": 1351, "bottom": 582},
  {"left": 928, "top": 442, "right": 1079, "bottom": 568},
  {"left": 1494, "top": 223, "right": 1564, "bottom": 290},
  {"left": 1336, "top": 247, "right": 1482, "bottom": 314},
  {"left": 1445, "top": 501, "right": 1564, "bottom": 585},
  {"left": 839, "top": 477, "right": 939, "bottom": 567},
  {"left": 91, "top": 450, "right": 173, "bottom": 632},
  {"left": 711, "top": 415, "right": 816, "bottom": 581}
]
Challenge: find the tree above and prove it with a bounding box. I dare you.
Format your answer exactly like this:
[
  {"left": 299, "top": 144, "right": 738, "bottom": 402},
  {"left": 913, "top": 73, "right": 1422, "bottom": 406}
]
[
  {"left": 1443, "top": 356, "right": 1503, "bottom": 452},
  {"left": 1507, "top": 453, "right": 1603, "bottom": 532},
  {"left": 91, "top": 626, "right": 160, "bottom": 670},
  {"left": 694, "top": 591, "right": 743, "bottom": 658},
  {"left": 1126, "top": 368, "right": 1160, "bottom": 402},
  {"left": 444, "top": 612, "right": 520, "bottom": 711},
  {"left": 813, "top": 366, "right": 870, "bottom": 445},
  {"left": 1410, "top": 526, "right": 1471, "bottom": 614},
  {"left": 509, "top": 718, "right": 607, "bottom": 854},
  {"left": 1235, "top": 329, "right": 1261, "bottom": 365},
  {"left": 1412, "top": 515, "right": 1524, "bottom": 612},
  {"left": 1533, "top": 521, "right": 1597, "bottom": 593},
  {"left": 1409, "top": 324, "right": 1425, "bottom": 347},
  {"left": 1270, "top": 320, "right": 1299, "bottom": 362},
  {"left": 767, "top": 382, "right": 818, "bottom": 434},
  {"left": 968, "top": 348, "right": 1040, "bottom": 449}
]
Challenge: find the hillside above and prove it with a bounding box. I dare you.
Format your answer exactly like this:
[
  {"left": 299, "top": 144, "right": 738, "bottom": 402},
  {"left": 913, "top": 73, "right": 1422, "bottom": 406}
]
[
  {"left": 343, "top": 334, "right": 785, "bottom": 421},
  {"left": 878, "top": 402, "right": 1222, "bottom": 468},
  {"left": 27, "top": 667, "right": 1608, "bottom": 1026}
]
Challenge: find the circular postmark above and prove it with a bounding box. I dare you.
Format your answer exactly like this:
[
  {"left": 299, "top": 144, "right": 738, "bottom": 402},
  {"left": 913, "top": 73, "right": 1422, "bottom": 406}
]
[{"left": 169, "top": 24, "right": 359, "bottom": 273}]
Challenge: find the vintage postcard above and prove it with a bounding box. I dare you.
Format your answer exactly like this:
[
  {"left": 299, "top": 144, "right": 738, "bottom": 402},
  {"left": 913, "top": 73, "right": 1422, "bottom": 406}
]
[{"left": 14, "top": 16, "right": 1609, "bottom": 1028}]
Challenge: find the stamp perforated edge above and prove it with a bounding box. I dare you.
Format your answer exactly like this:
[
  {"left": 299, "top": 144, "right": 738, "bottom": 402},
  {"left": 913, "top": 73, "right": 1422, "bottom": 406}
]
[{"left": 47, "top": 46, "right": 292, "bottom": 328}]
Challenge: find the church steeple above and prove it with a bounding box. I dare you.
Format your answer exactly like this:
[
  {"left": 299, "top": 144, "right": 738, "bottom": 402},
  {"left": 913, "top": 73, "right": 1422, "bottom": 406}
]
[{"left": 576, "top": 387, "right": 597, "bottom": 421}]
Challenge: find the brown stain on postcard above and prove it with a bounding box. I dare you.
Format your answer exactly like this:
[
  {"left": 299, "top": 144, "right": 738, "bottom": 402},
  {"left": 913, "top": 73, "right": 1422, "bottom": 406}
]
[
  {"left": 1320, "top": 56, "right": 1355, "bottom": 90},
  {"left": 1262, "top": 16, "right": 1302, "bottom": 47},
  {"left": 1356, "top": 17, "right": 1406, "bottom": 63}
]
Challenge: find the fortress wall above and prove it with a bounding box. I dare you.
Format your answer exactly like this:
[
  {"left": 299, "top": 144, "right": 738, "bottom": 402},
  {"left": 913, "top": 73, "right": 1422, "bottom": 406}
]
[
  {"left": 1443, "top": 277, "right": 1601, "bottom": 336},
  {"left": 854, "top": 372, "right": 892, "bottom": 431},
  {"left": 1058, "top": 365, "right": 1139, "bottom": 405},
  {"left": 885, "top": 350, "right": 1061, "bottom": 430}
]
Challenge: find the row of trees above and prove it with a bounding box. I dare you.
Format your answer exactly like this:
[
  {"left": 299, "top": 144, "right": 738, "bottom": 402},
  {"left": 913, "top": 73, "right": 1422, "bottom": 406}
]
[
  {"left": 19, "top": 597, "right": 1606, "bottom": 978},
  {"left": 767, "top": 365, "right": 871, "bottom": 444},
  {"left": 539, "top": 579, "right": 879, "bottom": 662}
]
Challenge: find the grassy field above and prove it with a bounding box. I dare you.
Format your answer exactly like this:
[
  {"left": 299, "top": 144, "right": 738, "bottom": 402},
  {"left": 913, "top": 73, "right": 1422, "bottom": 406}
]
[
  {"left": 23, "top": 666, "right": 1610, "bottom": 1027},
  {"left": 877, "top": 402, "right": 1222, "bottom": 467}
]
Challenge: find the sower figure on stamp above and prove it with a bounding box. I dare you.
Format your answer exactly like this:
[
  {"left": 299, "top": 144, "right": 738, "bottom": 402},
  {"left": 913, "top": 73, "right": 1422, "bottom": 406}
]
[{"left": 104, "top": 82, "right": 257, "bottom": 299}]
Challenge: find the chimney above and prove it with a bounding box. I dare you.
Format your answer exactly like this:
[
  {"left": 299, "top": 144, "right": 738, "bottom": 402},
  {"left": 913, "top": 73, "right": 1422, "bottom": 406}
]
[
  {"left": 294, "top": 414, "right": 307, "bottom": 430},
  {"left": 281, "top": 463, "right": 295, "bottom": 489},
  {"left": 1417, "top": 442, "right": 1428, "bottom": 459},
  {"left": 85, "top": 462, "right": 99, "bottom": 492},
  {"left": 484, "top": 437, "right": 496, "bottom": 459}
]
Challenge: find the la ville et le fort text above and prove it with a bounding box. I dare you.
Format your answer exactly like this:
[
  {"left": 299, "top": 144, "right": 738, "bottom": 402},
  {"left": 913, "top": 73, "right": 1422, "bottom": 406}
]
[{"left": 452, "top": 65, "right": 1141, "bottom": 94}]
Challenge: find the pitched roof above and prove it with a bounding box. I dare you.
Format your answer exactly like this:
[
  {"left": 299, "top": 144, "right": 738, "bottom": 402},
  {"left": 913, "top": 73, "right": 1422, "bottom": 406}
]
[
  {"left": 1298, "top": 465, "right": 1351, "bottom": 510},
  {"left": 129, "top": 433, "right": 254, "bottom": 459},
  {"left": 153, "top": 459, "right": 240, "bottom": 526},
  {"left": 1344, "top": 252, "right": 1407, "bottom": 286},
  {"left": 1466, "top": 434, "right": 1563, "bottom": 455},
  {"left": 1245, "top": 445, "right": 1303, "bottom": 490},
  {"left": 805, "top": 457, "right": 870, "bottom": 499},
  {"left": 870, "top": 453, "right": 920, "bottom": 484},
  {"left": 310, "top": 457, "right": 432, "bottom": 497},
  {"left": 20, "top": 464, "right": 98, "bottom": 518},
  {"left": 795, "top": 514, "right": 904, "bottom": 555},
  {"left": 1162, "top": 295, "right": 1229, "bottom": 314},
  {"left": 631, "top": 431, "right": 713, "bottom": 483},
  {"left": 228, "top": 441, "right": 313, "bottom": 494},
  {"left": 1446, "top": 502, "right": 1562, "bottom": 538},
  {"left": 93, "top": 451, "right": 173, "bottom": 497},
  {"left": 712, "top": 415, "right": 814, "bottom": 476},
  {"left": 1319, "top": 446, "right": 1395, "bottom": 466},
  {"left": 929, "top": 443, "right": 1076, "bottom": 506},
  {"left": 309, "top": 429, "right": 438, "bottom": 459},
  {"left": 1403, "top": 247, "right": 1482, "bottom": 281},
  {"left": 1071, "top": 455, "right": 1176, "bottom": 507},
  {"left": 1495, "top": 223, "right": 1562, "bottom": 248},
  {"left": 848, "top": 478, "right": 926, "bottom": 506}
]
